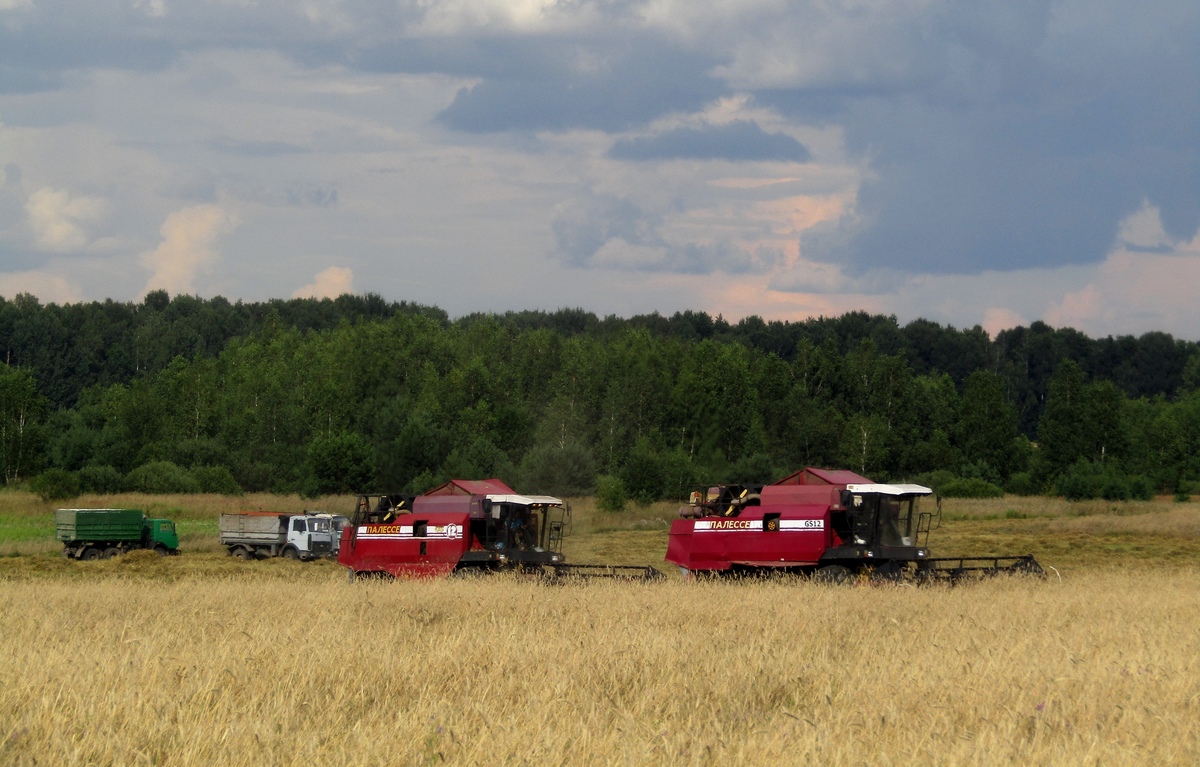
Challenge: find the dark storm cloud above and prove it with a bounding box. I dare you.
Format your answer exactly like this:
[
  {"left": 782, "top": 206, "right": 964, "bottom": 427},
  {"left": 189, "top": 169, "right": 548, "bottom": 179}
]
[
  {"left": 609, "top": 121, "right": 810, "bottom": 162},
  {"left": 760, "top": 1, "right": 1200, "bottom": 274},
  {"left": 433, "top": 39, "right": 725, "bottom": 132}
]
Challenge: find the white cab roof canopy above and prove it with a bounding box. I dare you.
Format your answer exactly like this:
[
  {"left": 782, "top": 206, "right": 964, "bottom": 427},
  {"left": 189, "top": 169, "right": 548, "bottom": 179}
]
[
  {"left": 846, "top": 483, "right": 933, "bottom": 496},
  {"left": 486, "top": 494, "right": 564, "bottom": 506}
]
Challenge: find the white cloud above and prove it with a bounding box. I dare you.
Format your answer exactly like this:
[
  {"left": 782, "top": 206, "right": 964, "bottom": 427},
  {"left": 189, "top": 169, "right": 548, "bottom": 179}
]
[
  {"left": 292, "top": 265, "right": 353, "bottom": 299},
  {"left": 141, "top": 205, "right": 236, "bottom": 296},
  {"left": 25, "top": 188, "right": 108, "bottom": 252},
  {"left": 1043, "top": 222, "right": 1200, "bottom": 337},
  {"left": 1116, "top": 200, "right": 1173, "bottom": 251},
  {"left": 981, "top": 307, "right": 1027, "bottom": 338},
  {"left": 0, "top": 270, "right": 81, "bottom": 304},
  {"left": 407, "top": 0, "right": 598, "bottom": 35},
  {"left": 132, "top": 0, "right": 166, "bottom": 18}
]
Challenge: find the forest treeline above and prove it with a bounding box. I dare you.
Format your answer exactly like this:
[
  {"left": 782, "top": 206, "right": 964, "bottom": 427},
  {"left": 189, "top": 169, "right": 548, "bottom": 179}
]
[{"left": 1, "top": 290, "right": 1198, "bottom": 502}]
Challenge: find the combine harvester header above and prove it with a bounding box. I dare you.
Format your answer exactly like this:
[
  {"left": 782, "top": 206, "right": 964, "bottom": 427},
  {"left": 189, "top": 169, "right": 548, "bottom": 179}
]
[{"left": 667, "top": 467, "right": 1043, "bottom": 582}]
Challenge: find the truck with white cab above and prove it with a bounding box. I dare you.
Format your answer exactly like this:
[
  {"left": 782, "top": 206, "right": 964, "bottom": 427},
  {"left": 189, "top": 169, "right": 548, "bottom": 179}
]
[{"left": 219, "top": 512, "right": 334, "bottom": 560}]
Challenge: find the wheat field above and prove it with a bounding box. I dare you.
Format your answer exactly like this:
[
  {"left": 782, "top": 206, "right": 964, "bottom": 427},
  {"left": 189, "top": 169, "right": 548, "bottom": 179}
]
[{"left": 2, "top": 566, "right": 1198, "bottom": 766}]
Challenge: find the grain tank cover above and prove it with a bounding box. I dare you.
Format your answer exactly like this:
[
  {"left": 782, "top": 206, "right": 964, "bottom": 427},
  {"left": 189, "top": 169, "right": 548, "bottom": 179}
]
[
  {"left": 845, "top": 483, "right": 933, "bottom": 496},
  {"left": 423, "top": 478, "right": 516, "bottom": 496},
  {"left": 484, "top": 494, "right": 564, "bottom": 507},
  {"left": 773, "top": 467, "right": 873, "bottom": 486}
]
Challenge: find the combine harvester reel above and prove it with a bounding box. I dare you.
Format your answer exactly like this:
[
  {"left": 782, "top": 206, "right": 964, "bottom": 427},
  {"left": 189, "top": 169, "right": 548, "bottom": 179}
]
[{"left": 666, "top": 467, "right": 1045, "bottom": 584}]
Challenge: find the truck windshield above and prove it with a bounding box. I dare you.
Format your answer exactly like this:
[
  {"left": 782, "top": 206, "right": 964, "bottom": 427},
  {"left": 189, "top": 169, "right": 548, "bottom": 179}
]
[
  {"left": 877, "top": 497, "right": 915, "bottom": 547},
  {"left": 310, "top": 519, "right": 330, "bottom": 532}
]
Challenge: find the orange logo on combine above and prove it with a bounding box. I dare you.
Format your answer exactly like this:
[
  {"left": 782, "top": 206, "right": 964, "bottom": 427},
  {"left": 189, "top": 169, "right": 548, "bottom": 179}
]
[{"left": 710, "top": 520, "right": 752, "bottom": 530}]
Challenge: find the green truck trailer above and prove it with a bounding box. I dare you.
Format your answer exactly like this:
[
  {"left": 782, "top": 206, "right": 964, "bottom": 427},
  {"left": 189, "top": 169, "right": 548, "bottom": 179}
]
[{"left": 55, "top": 509, "right": 180, "bottom": 559}]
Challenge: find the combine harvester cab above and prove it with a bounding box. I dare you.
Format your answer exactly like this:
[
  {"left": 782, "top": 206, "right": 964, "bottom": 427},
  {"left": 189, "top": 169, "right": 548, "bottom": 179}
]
[
  {"left": 339, "top": 478, "right": 662, "bottom": 580},
  {"left": 667, "top": 467, "right": 1042, "bottom": 582}
]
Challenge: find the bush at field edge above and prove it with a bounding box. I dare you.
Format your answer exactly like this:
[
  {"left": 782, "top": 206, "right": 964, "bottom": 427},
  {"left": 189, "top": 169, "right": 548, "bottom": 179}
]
[
  {"left": 29, "top": 468, "right": 81, "bottom": 501},
  {"left": 938, "top": 477, "right": 1005, "bottom": 499}
]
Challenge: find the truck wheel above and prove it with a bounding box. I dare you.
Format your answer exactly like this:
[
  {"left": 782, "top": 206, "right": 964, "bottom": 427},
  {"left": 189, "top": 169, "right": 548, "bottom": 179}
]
[
  {"left": 81, "top": 547, "right": 103, "bottom": 561},
  {"left": 282, "top": 547, "right": 299, "bottom": 560},
  {"left": 103, "top": 547, "right": 121, "bottom": 559},
  {"left": 231, "top": 547, "right": 251, "bottom": 560},
  {"left": 154, "top": 545, "right": 170, "bottom": 557},
  {"left": 813, "top": 565, "right": 854, "bottom": 585}
]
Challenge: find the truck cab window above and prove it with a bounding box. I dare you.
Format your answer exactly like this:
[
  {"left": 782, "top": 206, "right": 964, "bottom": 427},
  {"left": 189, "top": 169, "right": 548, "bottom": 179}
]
[{"left": 292, "top": 519, "right": 305, "bottom": 533}]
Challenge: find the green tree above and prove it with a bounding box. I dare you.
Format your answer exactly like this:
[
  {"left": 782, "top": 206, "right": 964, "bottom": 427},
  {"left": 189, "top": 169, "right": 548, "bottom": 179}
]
[
  {"left": 1037, "top": 361, "right": 1089, "bottom": 477},
  {"left": 125, "top": 461, "right": 200, "bottom": 494},
  {"left": 838, "top": 413, "right": 892, "bottom": 477},
  {"left": 620, "top": 437, "right": 668, "bottom": 505},
  {"left": 954, "top": 371, "right": 1022, "bottom": 478},
  {"left": 0, "top": 364, "right": 46, "bottom": 483},
  {"left": 30, "top": 468, "right": 80, "bottom": 501},
  {"left": 307, "top": 432, "right": 375, "bottom": 495},
  {"left": 594, "top": 475, "right": 627, "bottom": 512},
  {"left": 517, "top": 440, "right": 596, "bottom": 497},
  {"left": 1085, "top": 380, "right": 1129, "bottom": 465}
]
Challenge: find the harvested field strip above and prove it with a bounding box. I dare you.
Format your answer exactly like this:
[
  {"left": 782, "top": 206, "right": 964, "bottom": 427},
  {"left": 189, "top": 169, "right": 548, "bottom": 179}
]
[{"left": 1, "top": 571, "right": 1197, "bottom": 766}]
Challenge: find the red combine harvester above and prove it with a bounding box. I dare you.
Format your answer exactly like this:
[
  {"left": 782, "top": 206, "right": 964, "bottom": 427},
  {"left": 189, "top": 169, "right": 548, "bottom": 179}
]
[
  {"left": 338, "top": 478, "right": 662, "bottom": 580},
  {"left": 666, "top": 467, "right": 1043, "bottom": 581}
]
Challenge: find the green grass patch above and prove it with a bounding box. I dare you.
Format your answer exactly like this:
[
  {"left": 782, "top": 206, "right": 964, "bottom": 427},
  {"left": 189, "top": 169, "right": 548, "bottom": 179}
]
[{"left": 0, "top": 514, "right": 55, "bottom": 542}]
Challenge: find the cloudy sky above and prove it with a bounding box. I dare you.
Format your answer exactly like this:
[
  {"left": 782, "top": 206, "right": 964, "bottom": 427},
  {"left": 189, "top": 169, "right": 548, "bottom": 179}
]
[{"left": 1, "top": 0, "right": 1197, "bottom": 339}]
